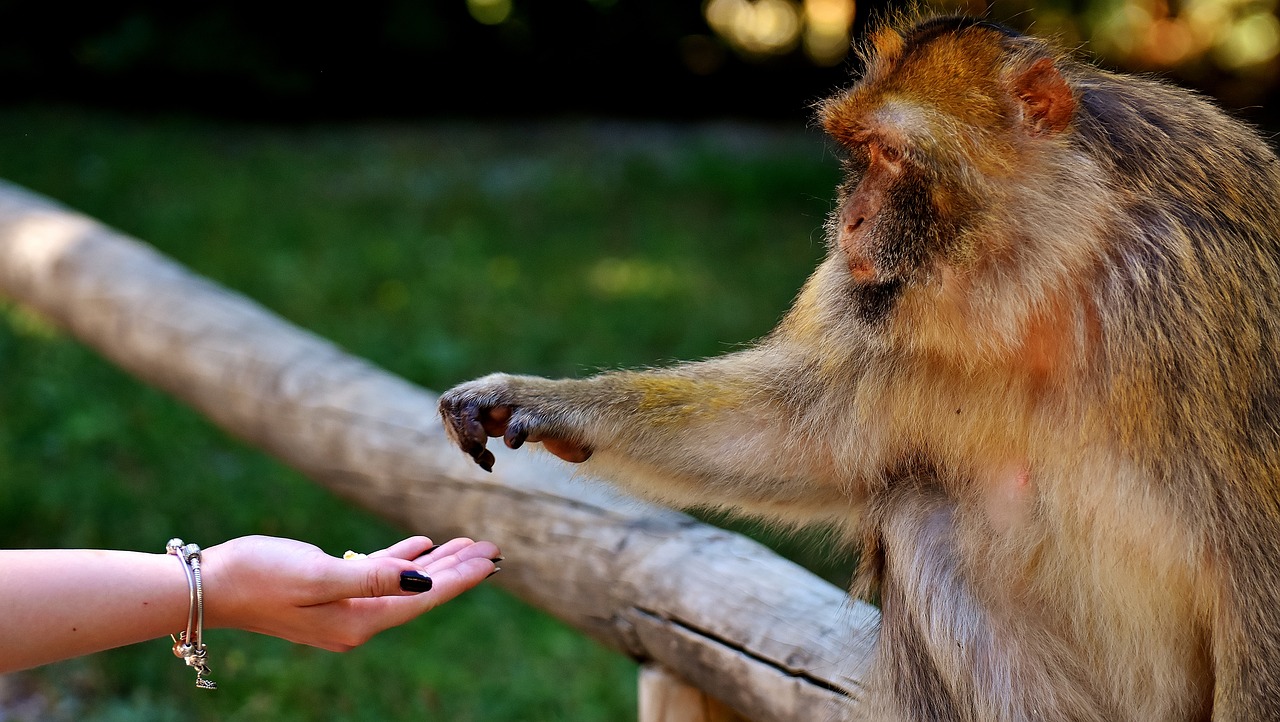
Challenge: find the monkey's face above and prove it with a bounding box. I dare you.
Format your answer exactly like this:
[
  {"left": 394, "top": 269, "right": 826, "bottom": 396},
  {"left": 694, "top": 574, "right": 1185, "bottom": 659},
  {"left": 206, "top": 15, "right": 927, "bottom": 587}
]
[
  {"left": 829, "top": 129, "right": 970, "bottom": 292},
  {"left": 817, "top": 19, "right": 1078, "bottom": 328},
  {"left": 820, "top": 105, "right": 984, "bottom": 331},
  {"left": 817, "top": 30, "right": 1005, "bottom": 319}
]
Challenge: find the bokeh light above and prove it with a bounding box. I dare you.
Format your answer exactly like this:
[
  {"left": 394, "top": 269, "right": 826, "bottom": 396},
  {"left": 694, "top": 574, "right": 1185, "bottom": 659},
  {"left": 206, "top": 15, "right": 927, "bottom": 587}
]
[
  {"left": 1081, "top": 0, "right": 1280, "bottom": 78},
  {"left": 804, "top": 0, "right": 858, "bottom": 65},
  {"left": 690, "top": 0, "right": 1280, "bottom": 100},
  {"left": 705, "top": 0, "right": 805, "bottom": 56},
  {"left": 702, "top": 0, "right": 857, "bottom": 64},
  {"left": 467, "top": 0, "right": 513, "bottom": 26}
]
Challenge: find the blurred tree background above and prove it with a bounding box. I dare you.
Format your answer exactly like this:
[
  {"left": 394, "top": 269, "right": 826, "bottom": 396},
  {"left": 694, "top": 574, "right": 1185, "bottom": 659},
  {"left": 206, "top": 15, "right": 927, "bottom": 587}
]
[
  {"left": 5, "top": 0, "right": 1280, "bottom": 121},
  {"left": 1, "top": 1, "right": 1278, "bottom": 721}
]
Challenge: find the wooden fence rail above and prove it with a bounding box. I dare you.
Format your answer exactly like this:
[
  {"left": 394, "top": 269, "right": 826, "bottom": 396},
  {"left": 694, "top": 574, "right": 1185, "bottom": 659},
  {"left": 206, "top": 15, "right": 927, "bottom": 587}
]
[{"left": 0, "top": 180, "right": 876, "bottom": 721}]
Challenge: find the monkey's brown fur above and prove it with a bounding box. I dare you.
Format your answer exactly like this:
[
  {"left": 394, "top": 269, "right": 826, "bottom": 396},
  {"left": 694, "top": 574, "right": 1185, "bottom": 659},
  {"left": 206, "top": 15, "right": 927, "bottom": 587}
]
[{"left": 441, "top": 15, "right": 1280, "bottom": 721}]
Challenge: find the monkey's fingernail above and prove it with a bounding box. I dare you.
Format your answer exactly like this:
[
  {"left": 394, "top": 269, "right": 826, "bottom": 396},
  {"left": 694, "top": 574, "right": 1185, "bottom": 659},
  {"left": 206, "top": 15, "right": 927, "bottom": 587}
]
[
  {"left": 478, "top": 450, "right": 495, "bottom": 472},
  {"left": 486, "top": 567, "right": 502, "bottom": 580},
  {"left": 463, "top": 437, "right": 485, "bottom": 458},
  {"left": 399, "top": 570, "right": 433, "bottom": 593}
]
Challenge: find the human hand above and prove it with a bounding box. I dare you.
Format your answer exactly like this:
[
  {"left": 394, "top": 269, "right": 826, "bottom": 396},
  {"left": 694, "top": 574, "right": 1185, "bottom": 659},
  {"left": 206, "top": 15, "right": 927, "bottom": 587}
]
[{"left": 201, "top": 535, "right": 499, "bottom": 651}]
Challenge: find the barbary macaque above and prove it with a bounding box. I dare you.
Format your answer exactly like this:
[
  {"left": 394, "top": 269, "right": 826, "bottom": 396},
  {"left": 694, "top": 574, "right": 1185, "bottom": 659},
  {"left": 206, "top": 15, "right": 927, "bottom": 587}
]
[{"left": 440, "top": 15, "right": 1280, "bottom": 721}]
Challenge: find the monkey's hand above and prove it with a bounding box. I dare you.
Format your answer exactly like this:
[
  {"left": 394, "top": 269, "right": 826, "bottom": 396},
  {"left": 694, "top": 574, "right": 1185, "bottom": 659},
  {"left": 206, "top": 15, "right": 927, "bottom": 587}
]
[{"left": 438, "top": 374, "right": 594, "bottom": 472}]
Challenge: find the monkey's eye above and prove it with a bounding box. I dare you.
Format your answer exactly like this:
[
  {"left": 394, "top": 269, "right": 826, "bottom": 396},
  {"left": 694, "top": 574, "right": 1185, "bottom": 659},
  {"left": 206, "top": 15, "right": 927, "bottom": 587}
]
[{"left": 875, "top": 143, "right": 904, "bottom": 165}]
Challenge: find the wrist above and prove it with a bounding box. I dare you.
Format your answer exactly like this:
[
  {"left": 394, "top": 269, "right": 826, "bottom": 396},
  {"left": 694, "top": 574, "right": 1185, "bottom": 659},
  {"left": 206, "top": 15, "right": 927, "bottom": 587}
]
[
  {"left": 166, "top": 539, "right": 216, "bottom": 689},
  {"left": 196, "top": 541, "right": 237, "bottom": 630}
]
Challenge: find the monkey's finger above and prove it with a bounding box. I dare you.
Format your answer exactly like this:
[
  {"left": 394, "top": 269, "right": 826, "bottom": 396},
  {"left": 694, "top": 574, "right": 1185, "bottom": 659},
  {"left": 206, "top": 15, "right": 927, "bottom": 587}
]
[
  {"left": 437, "top": 398, "right": 462, "bottom": 440},
  {"left": 452, "top": 410, "right": 494, "bottom": 471},
  {"left": 503, "top": 412, "right": 536, "bottom": 449},
  {"left": 504, "top": 425, "right": 528, "bottom": 449},
  {"left": 475, "top": 447, "right": 496, "bottom": 472},
  {"left": 544, "top": 438, "right": 593, "bottom": 463},
  {"left": 481, "top": 405, "right": 512, "bottom": 438},
  {"left": 505, "top": 413, "right": 557, "bottom": 450},
  {"left": 439, "top": 397, "right": 474, "bottom": 442},
  {"left": 457, "top": 430, "right": 491, "bottom": 469},
  {"left": 453, "top": 400, "right": 488, "bottom": 448},
  {"left": 458, "top": 430, "right": 487, "bottom": 462}
]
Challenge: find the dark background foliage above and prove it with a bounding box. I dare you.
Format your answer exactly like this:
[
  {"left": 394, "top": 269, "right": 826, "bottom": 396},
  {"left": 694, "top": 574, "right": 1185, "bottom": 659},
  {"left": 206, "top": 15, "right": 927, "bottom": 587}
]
[
  {"left": 7, "top": 0, "right": 1279, "bottom": 123},
  {"left": 2, "top": 0, "right": 855, "bottom": 120}
]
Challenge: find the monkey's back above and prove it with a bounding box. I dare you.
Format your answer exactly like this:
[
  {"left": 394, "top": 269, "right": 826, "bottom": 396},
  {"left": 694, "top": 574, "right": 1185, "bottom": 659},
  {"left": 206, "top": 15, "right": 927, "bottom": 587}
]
[{"left": 1051, "top": 62, "right": 1280, "bottom": 716}]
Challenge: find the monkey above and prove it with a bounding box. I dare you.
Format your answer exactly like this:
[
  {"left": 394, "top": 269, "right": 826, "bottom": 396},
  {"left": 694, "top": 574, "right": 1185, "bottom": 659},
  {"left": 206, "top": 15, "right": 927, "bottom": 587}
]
[{"left": 439, "top": 14, "right": 1280, "bottom": 721}]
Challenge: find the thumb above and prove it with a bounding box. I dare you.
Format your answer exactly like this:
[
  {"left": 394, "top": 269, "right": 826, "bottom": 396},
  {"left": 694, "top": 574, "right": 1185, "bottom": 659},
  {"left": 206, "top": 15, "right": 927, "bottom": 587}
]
[{"left": 326, "top": 557, "right": 431, "bottom": 600}]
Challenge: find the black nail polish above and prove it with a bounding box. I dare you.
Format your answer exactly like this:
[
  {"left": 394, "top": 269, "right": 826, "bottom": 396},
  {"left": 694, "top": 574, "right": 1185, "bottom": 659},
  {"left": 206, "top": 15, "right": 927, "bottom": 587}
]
[
  {"left": 424, "top": 544, "right": 442, "bottom": 555},
  {"left": 490, "top": 556, "right": 504, "bottom": 563},
  {"left": 400, "top": 571, "right": 433, "bottom": 593}
]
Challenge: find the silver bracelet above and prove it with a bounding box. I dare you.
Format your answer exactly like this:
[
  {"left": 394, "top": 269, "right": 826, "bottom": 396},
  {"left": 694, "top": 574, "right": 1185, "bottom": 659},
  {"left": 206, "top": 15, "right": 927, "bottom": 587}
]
[{"left": 166, "top": 538, "right": 217, "bottom": 690}]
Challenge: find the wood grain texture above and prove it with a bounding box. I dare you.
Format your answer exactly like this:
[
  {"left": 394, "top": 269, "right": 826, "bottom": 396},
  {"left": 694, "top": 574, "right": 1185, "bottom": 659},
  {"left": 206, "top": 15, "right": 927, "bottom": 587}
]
[
  {"left": 0, "top": 180, "right": 876, "bottom": 721},
  {"left": 639, "top": 664, "right": 746, "bottom": 722}
]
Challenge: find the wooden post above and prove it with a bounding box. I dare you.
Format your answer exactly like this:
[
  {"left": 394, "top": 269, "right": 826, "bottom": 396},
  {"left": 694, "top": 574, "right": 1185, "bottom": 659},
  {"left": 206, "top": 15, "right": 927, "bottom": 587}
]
[
  {"left": 0, "top": 179, "right": 876, "bottom": 721},
  {"left": 640, "top": 664, "right": 748, "bottom": 722}
]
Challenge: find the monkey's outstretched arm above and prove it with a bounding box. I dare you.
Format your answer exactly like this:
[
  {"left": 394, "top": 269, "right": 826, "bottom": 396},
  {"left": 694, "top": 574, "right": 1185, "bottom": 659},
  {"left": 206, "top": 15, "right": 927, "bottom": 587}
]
[{"left": 439, "top": 345, "right": 853, "bottom": 516}]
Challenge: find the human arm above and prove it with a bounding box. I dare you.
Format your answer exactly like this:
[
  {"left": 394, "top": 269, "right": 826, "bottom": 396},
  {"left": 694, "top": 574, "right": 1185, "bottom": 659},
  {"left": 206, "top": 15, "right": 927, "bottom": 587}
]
[{"left": 0, "top": 534, "right": 499, "bottom": 673}]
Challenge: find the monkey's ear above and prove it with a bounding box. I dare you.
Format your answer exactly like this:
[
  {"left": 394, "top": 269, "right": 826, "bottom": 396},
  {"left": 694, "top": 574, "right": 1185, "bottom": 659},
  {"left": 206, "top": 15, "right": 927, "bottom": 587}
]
[
  {"left": 868, "top": 25, "right": 905, "bottom": 65},
  {"left": 1012, "top": 58, "right": 1075, "bottom": 135}
]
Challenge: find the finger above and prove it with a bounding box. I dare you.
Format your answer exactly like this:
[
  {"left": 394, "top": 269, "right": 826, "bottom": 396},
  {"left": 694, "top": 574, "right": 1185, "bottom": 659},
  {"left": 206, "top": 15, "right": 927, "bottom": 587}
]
[
  {"left": 367, "top": 536, "right": 434, "bottom": 560},
  {"left": 461, "top": 406, "right": 490, "bottom": 458},
  {"left": 445, "top": 398, "right": 491, "bottom": 465},
  {"left": 413, "top": 537, "right": 474, "bottom": 564},
  {"left": 420, "top": 557, "right": 497, "bottom": 603},
  {"left": 544, "top": 438, "right": 593, "bottom": 463},
  {"left": 318, "top": 556, "right": 427, "bottom": 601},
  {"left": 421, "top": 540, "right": 502, "bottom": 574},
  {"left": 289, "top": 557, "right": 499, "bottom": 649},
  {"left": 360, "top": 557, "right": 498, "bottom": 628},
  {"left": 439, "top": 396, "right": 474, "bottom": 445},
  {"left": 503, "top": 411, "right": 538, "bottom": 449},
  {"left": 480, "top": 405, "right": 512, "bottom": 437},
  {"left": 476, "top": 447, "right": 495, "bottom": 472},
  {"left": 504, "top": 424, "right": 529, "bottom": 449}
]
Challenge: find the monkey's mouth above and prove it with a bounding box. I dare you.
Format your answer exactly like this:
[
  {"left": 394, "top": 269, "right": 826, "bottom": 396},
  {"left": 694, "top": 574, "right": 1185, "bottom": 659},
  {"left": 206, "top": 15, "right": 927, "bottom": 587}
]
[
  {"left": 846, "top": 255, "right": 879, "bottom": 283},
  {"left": 845, "top": 278, "right": 905, "bottom": 323},
  {"left": 849, "top": 277, "right": 903, "bottom": 295}
]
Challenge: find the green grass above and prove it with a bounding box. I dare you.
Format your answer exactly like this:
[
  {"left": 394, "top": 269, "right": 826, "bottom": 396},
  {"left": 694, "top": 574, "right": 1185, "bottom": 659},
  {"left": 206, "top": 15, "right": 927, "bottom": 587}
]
[{"left": 0, "top": 108, "right": 849, "bottom": 720}]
